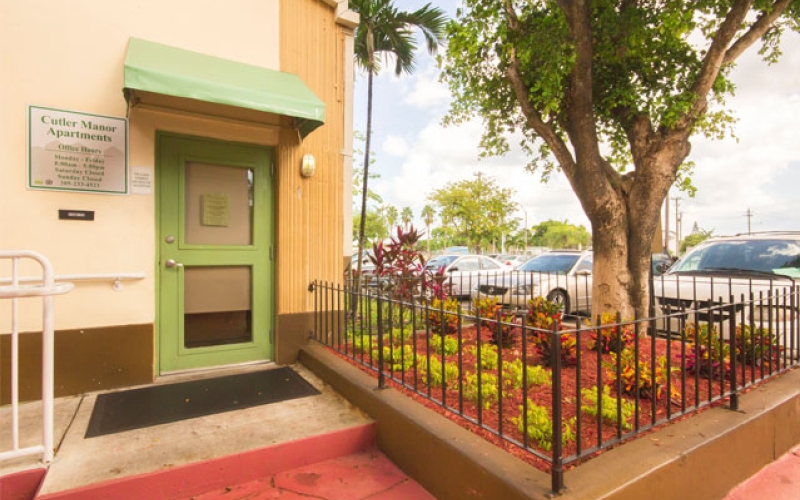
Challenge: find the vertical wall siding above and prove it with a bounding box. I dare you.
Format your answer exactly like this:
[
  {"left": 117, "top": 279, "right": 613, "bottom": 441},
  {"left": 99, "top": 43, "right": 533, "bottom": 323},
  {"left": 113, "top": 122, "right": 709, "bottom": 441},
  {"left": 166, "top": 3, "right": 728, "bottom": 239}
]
[{"left": 278, "top": 0, "right": 348, "bottom": 314}]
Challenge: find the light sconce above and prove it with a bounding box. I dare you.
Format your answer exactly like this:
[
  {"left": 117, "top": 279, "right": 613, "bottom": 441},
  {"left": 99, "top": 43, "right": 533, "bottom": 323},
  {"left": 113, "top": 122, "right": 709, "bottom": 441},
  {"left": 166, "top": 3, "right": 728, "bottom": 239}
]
[{"left": 301, "top": 154, "right": 316, "bottom": 178}]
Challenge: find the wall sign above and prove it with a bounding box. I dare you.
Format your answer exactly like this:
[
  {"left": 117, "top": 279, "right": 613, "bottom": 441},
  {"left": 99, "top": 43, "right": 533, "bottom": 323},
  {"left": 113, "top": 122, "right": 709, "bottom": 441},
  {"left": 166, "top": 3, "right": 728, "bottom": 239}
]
[
  {"left": 130, "top": 166, "right": 153, "bottom": 195},
  {"left": 58, "top": 209, "right": 95, "bottom": 221},
  {"left": 28, "top": 105, "right": 128, "bottom": 194}
]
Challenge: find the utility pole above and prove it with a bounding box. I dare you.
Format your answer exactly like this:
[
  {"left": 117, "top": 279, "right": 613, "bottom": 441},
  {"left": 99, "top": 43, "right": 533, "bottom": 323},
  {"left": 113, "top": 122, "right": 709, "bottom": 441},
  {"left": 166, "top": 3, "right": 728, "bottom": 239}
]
[
  {"left": 671, "top": 196, "right": 681, "bottom": 255},
  {"left": 521, "top": 207, "right": 528, "bottom": 254},
  {"left": 663, "top": 198, "right": 670, "bottom": 254},
  {"left": 745, "top": 208, "right": 753, "bottom": 234}
]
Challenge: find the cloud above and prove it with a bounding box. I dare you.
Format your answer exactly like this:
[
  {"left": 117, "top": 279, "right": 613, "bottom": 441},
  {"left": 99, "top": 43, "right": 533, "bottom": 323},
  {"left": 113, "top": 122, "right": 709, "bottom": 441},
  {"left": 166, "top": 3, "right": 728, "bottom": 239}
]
[
  {"left": 382, "top": 135, "right": 410, "bottom": 157},
  {"left": 403, "top": 66, "right": 451, "bottom": 110}
]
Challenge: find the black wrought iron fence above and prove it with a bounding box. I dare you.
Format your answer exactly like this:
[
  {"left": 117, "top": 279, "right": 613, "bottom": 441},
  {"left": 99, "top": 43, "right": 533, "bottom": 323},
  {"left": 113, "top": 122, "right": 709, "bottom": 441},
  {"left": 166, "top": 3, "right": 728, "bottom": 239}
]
[{"left": 309, "top": 275, "right": 799, "bottom": 495}]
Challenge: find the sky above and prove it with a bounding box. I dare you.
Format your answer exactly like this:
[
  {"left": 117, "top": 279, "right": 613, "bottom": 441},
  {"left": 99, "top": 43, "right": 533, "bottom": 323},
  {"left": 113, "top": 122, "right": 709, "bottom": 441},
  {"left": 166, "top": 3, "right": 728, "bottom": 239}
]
[{"left": 352, "top": 1, "right": 800, "bottom": 253}]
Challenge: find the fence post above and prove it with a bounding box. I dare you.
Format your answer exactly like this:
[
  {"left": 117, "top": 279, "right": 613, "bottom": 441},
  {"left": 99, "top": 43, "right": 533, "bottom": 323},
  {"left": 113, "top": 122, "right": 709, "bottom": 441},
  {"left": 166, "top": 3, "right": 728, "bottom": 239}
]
[
  {"left": 728, "top": 296, "right": 739, "bottom": 410},
  {"left": 550, "top": 323, "right": 565, "bottom": 495},
  {"left": 309, "top": 281, "right": 317, "bottom": 343},
  {"left": 377, "top": 293, "right": 386, "bottom": 389}
]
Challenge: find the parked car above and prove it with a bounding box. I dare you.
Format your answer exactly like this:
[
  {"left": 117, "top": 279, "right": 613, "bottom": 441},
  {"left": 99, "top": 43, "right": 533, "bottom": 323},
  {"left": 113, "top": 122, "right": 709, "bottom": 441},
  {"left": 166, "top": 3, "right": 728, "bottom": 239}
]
[
  {"left": 496, "top": 254, "right": 529, "bottom": 269},
  {"left": 651, "top": 252, "right": 675, "bottom": 276},
  {"left": 425, "top": 254, "right": 506, "bottom": 298},
  {"left": 348, "top": 251, "right": 376, "bottom": 281},
  {"left": 470, "top": 250, "right": 593, "bottom": 315},
  {"left": 653, "top": 232, "right": 800, "bottom": 343}
]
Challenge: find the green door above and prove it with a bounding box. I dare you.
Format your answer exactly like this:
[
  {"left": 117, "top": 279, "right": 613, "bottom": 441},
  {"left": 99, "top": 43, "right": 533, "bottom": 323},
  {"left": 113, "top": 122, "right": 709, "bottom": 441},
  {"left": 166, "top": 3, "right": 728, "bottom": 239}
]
[{"left": 157, "top": 134, "right": 273, "bottom": 373}]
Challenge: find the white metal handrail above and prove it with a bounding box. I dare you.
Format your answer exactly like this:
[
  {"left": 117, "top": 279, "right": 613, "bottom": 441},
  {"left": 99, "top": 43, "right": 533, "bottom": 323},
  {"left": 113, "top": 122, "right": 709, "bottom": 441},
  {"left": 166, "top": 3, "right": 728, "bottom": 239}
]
[
  {"left": 0, "top": 273, "right": 144, "bottom": 291},
  {"left": 0, "top": 251, "right": 72, "bottom": 465}
]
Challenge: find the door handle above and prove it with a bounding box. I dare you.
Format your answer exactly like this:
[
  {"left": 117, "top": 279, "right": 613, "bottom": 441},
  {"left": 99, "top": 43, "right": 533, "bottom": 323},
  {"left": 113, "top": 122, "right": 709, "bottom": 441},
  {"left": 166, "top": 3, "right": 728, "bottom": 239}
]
[{"left": 165, "top": 259, "right": 184, "bottom": 268}]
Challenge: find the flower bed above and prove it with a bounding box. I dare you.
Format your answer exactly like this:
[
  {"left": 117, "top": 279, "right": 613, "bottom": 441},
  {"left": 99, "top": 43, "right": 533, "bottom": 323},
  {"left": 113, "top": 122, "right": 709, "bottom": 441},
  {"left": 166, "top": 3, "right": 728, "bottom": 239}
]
[{"left": 336, "top": 318, "right": 767, "bottom": 471}]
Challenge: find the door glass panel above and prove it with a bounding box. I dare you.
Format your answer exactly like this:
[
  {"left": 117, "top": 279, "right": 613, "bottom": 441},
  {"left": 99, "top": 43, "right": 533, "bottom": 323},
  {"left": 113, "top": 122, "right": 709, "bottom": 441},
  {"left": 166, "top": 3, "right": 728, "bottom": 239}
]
[
  {"left": 184, "top": 266, "right": 252, "bottom": 348},
  {"left": 185, "top": 162, "right": 254, "bottom": 246}
]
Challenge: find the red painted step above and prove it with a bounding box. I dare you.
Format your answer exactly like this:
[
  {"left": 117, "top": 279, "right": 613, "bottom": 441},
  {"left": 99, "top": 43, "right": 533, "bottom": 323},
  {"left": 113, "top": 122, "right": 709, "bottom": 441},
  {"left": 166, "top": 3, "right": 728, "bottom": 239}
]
[
  {"left": 189, "top": 449, "right": 435, "bottom": 500},
  {"left": 36, "top": 424, "right": 387, "bottom": 500}
]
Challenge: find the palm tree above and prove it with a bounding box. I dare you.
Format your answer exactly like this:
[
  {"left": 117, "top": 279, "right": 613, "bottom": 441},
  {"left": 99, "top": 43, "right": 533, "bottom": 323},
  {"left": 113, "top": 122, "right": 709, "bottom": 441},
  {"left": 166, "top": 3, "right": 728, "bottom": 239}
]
[
  {"left": 351, "top": 0, "right": 447, "bottom": 290},
  {"left": 401, "top": 206, "right": 413, "bottom": 229},
  {"left": 385, "top": 205, "right": 399, "bottom": 236},
  {"left": 421, "top": 204, "right": 435, "bottom": 255}
]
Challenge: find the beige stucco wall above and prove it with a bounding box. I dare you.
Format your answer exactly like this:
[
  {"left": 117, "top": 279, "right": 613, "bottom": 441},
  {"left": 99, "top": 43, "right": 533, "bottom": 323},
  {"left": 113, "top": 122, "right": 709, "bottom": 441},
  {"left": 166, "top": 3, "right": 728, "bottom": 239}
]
[{"left": 0, "top": 0, "right": 281, "bottom": 331}]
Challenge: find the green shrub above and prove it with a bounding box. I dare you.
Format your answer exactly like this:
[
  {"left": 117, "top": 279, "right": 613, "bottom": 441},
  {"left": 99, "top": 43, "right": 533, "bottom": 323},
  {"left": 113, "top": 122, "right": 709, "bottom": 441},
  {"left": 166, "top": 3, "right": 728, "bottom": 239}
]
[
  {"left": 472, "top": 296, "right": 502, "bottom": 329},
  {"left": 681, "top": 322, "right": 730, "bottom": 378},
  {"left": 605, "top": 347, "right": 674, "bottom": 400},
  {"left": 372, "top": 344, "right": 415, "bottom": 372},
  {"left": 587, "top": 313, "right": 634, "bottom": 353},
  {"left": 735, "top": 324, "right": 781, "bottom": 367},
  {"left": 466, "top": 344, "right": 499, "bottom": 370},
  {"left": 417, "top": 356, "right": 460, "bottom": 387},
  {"left": 530, "top": 330, "right": 577, "bottom": 367},
  {"left": 428, "top": 297, "right": 460, "bottom": 335},
  {"left": 525, "top": 296, "right": 563, "bottom": 330},
  {"left": 464, "top": 372, "right": 502, "bottom": 410},
  {"left": 388, "top": 324, "right": 414, "bottom": 345},
  {"left": 503, "top": 359, "right": 552, "bottom": 389},
  {"left": 429, "top": 334, "right": 458, "bottom": 356},
  {"left": 580, "top": 386, "right": 635, "bottom": 430},
  {"left": 513, "top": 401, "right": 576, "bottom": 452}
]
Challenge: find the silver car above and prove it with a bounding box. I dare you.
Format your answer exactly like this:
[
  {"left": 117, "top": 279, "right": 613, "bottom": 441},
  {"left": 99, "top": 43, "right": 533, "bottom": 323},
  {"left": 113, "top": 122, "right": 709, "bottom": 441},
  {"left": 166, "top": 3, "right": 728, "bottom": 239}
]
[
  {"left": 653, "top": 232, "right": 800, "bottom": 343},
  {"left": 470, "top": 250, "right": 593, "bottom": 314},
  {"left": 426, "top": 254, "right": 506, "bottom": 298}
]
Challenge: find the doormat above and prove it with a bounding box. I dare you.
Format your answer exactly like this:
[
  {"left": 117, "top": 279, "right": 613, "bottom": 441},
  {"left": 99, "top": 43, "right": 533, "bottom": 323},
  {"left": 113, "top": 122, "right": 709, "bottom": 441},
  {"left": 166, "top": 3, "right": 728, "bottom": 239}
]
[{"left": 85, "top": 366, "right": 320, "bottom": 438}]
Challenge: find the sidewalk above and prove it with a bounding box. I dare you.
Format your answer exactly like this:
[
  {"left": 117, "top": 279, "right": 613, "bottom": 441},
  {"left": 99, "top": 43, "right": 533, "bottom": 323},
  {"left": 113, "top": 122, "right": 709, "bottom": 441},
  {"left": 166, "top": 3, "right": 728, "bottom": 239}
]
[{"left": 722, "top": 444, "right": 800, "bottom": 500}]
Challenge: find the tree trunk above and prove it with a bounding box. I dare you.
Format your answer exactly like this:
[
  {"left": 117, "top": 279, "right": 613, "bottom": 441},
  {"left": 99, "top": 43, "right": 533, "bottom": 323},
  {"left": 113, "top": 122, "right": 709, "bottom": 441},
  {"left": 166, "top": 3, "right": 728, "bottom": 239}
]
[
  {"left": 585, "top": 153, "right": 685, "bottom": 320},
  {"left": 353, "top": 68, "right": 374, "bottom": 300}
]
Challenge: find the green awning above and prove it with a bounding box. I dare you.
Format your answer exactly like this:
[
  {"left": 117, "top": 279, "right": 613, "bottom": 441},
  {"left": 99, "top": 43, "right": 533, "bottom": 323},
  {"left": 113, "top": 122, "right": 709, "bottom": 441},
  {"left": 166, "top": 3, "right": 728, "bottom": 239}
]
[{"left": 123, "top": 38, "right": 325, "bottom": 137}]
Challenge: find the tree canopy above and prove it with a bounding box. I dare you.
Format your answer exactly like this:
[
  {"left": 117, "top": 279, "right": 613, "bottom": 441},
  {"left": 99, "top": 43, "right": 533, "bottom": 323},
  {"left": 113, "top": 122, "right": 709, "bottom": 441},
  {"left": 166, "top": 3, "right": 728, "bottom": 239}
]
[
  {"left": 427, "top": 172, "right": 519, "bottom": 253},
  {"left": 681, "top": 228, "right": 714, "bottom": 253},
  {"left": 531, "top": 220, "right": 592, "bottom": 249},
  {"left": 441, "top": 0, "right": 800, "bottom": 317},
  {"left": 353, "top": 208, "right": 388, "bottom": 243}
]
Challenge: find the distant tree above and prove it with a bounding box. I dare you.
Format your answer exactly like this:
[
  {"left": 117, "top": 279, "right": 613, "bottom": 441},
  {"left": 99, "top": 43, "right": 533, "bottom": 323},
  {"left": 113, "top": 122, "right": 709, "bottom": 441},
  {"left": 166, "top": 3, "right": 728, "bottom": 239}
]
[
  {"left": 401, "top": 206, "right": 413, "bottom": 228},
  {"left": 385, "top": 205, "right": 399, "bottom": 235},
  {"left": 680, "top": 229, "right": 714, "bottom": 254},
  {"left": 431, "top": 226, "right": 458, "bottom": 251},
  {"left": 353, "top": 208, "right": 386, "bottom": 244},
  {"left": 421, "top": 204, "right": 435, "bottom": 255},
  {"left": 505, "top": 229, "right": 527, "bottom": 253},
  {"left": 427, "top": 173, "right": 518, "bottom": 253},
  {"left": 531, "top": 220, "right": 591, "bottom": 249},
  {"left": 351, "top": 0, "right": 447, "bottom": 292}
]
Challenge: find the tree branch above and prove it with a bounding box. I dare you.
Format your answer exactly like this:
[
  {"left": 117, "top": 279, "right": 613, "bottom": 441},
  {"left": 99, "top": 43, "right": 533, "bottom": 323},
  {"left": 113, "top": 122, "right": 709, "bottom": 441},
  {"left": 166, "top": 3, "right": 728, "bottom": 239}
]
[
  {"left": 724, "top": 0, "right": 793, "bottom": 64},
  {"left": 558, "top": 1, "right": 601, "bottom": 160},
  {"left": 687, "top": 0, "right": 753, "bottom": 121},
  {"left": 502, "top": 0, "right": 576, "bottom": 175}
]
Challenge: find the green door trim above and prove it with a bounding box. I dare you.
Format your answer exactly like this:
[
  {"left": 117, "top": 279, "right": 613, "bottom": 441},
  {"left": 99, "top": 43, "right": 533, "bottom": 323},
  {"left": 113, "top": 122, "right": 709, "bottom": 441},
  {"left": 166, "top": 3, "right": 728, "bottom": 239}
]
[{"left": 156, "top": 132, "right": 274, "bottom": 374}]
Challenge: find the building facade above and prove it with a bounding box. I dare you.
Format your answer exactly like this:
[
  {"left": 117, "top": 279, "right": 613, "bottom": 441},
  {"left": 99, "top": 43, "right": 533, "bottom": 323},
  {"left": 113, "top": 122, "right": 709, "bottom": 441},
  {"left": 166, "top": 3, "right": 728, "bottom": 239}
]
[{"left": 1, "top": 0, "right": 357, "bottom": 402}]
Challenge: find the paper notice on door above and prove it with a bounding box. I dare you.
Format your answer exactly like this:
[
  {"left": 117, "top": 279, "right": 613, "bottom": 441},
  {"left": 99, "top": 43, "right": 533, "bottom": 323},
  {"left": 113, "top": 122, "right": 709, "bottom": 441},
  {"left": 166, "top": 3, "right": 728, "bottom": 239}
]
[{"left": 202, "top": 193, "right": 230, "bottom": 227}]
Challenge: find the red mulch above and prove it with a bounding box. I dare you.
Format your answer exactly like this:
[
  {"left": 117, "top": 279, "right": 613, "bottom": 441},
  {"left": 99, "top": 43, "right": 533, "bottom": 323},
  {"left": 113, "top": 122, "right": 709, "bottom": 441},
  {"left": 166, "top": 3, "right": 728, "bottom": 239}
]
[{"left": 331, "top": 324, "right": 774, "bottom": 473}]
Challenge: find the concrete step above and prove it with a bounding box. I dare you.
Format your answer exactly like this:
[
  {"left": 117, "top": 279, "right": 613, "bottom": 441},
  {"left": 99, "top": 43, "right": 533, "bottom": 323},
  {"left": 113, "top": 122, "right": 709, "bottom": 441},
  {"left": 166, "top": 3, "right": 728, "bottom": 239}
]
[
  {"left": 33, "top": 424, "right": 392, "bottom": 499},
  {"left": 187, "top": 449, "right": 435, "bottom": 500}
]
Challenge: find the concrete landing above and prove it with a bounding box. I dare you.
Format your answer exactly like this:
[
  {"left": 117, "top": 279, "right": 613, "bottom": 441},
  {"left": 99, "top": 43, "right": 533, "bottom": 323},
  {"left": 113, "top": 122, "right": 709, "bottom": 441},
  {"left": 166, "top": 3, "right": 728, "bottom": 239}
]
[{"left": 722, "top": 443, "right": 800, "bottom": 500}]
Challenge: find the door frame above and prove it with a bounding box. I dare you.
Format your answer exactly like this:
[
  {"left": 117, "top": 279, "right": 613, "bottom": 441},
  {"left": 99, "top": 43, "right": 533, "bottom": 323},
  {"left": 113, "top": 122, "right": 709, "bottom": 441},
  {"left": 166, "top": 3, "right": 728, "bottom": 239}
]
[{"left": 155, "top": 132, "right": 275, "bottom": 375}]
